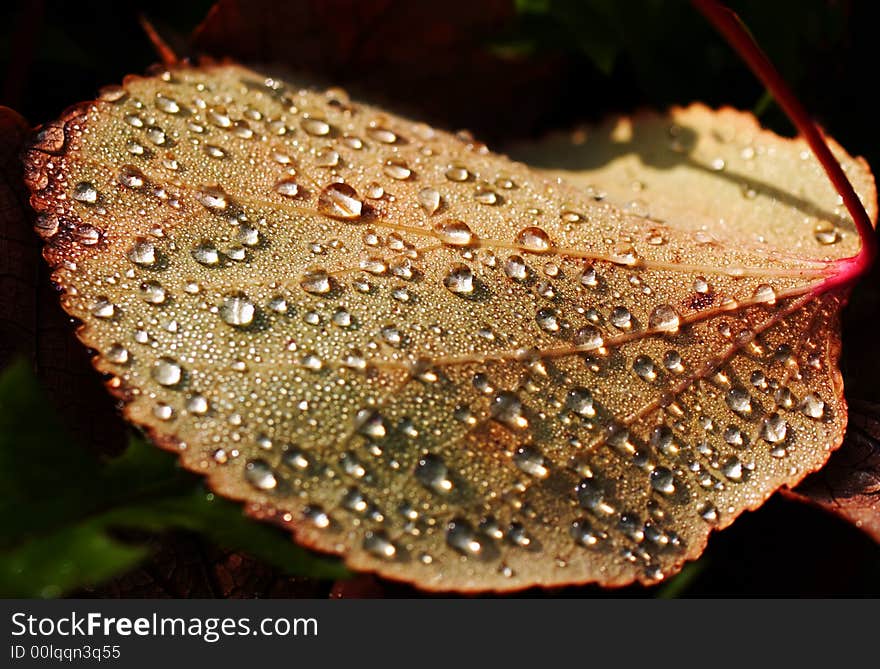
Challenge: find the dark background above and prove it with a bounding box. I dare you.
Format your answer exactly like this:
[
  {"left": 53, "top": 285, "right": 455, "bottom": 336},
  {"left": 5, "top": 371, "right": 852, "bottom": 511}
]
[{"left": 2, "top": 0, "right": 878, "bottom": 596}]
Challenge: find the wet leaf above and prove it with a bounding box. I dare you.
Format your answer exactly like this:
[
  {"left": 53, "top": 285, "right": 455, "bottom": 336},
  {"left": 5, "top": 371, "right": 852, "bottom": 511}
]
[
  {"left": 23, "top": 65, "right": 875, "bottom": 591},
  {"left": 0, "top": 357, "right": 347, "bottom": 598},
  {"left": 788, "top": 401, "right": 880, "bottom": 543}
]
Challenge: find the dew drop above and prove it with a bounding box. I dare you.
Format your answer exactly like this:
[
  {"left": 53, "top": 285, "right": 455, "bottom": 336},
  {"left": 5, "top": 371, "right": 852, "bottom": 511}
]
[
  {"left": 416, "top": 454, "right": 454, "bottom": 493},
  {"left": 446, "top": 519, "right": 483, "bottom": 556},
  {"left": 516, "top": 226, "right": 552, "bottom": 253},
  {"left": 191, "top": 242, "right": 220, "bottom": 266},
  {"left": 761, "top": 413, "right": 788, "bottom": 444},
  {"left": 300, "top": 268, "right": 332, "bottom": 295},
  {"left": 433, "top": 219, "right": 475, "bottom": 246},
  {"left": 443, "top": 263, "right": 475, "bottom": 295},
  {"left": 573, "top": 325, "right": 603, "bottom": 350},
  {"left": 363, "top": 531, "right": 397, "bottom": 559},
  {"left": 418, "top": 187, "right": 441, "bottom": 214},
  {"left": 302, "top": 117, "right": 331, "bottom": 136},
  {"left": 106, "top": 344, "right": 129, "bottom": 365},
  {"left": 514, "top": 445, "right": 550, "bottom": 479},
  {"left": 610, "top": 306, "right": 632, "bottom": 330},
  {"left": 384, "top": 159, "right": 412, "bottom": 180},
  {"left": 633, "top": 355, "right": 657, "bottom": 381},
  {"left": 317, "top": 183, "right": 363, "bottom": 220},
  {"left": 650, "top": 467, "right": 675, "bottom": 494},
  {"left": 445, "top": 164, "right": 470, "bottom": 182},
  {"left": 91, "top": 298, "right": 115, "bottom": 319},
  {"left": 503, "top": 255, "right": 528, "bottom": 281},
  {"left": 72, "top": 182, "right": 98, "bottom": 203},
  {"left": 140, "top": 280, "right": 166, "bottom": 304},
  {"left": 220, "top": 294, "right": 256, "bottom": 327},
  {"left": 245, "top": 459, "right": 277, "bottom": 491},
  {"left": 490, "top": 391, "right": 528, "bottom": 430},
  {"left": 649, "top": 304, "right": 680, "bottom": 333},
  {"left": 725, "top": 388, "right": 752, "bottom": 415},
  {"left": 128, "top": 239, "right": 156, "bottom": 266},
  {"left": 566, "top": 387, "right": 595, "bottom": 417},
  {"left": 355, "top": 409, "right": 386, "bottom": 439},
  {"left": 753, "top": 283, "right": 777, "bottom": 305},
  {"left": 274, "top": 178, "right": 300, "bottom": 197},
  {"left": 152, "top": 357, "right": 182, "bottom": 386},
  {"left": 535, "top": 307, "right": 560, "bottom": 333},
  {"left": 800, "top": 393, "right": 825, "bottom": 419}
]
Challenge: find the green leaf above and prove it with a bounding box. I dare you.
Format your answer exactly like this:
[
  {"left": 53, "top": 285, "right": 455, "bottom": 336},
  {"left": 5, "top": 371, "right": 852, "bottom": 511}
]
[{"left": 0, "top": 358, "right": 348, "bottom": 598}]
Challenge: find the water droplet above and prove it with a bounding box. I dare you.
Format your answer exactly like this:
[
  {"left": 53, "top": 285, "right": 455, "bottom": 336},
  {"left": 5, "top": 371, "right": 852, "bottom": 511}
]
[
  {"left": 245, "top": 459, "right": 277, "bottom": 491},
  {"left": 446, "top": 519, "right": 483, "bottom": 556},
  {"left": 433, "top": 219, "right": 475, "bottom": 246},
  {"left": 72, "top": 182, "right": 98, "bottom": 203},
  {"left": 416, "top": 454, "right": 453, "bottom": 493},
  {"left": 363, "top": 531, "right": 397, "bottom": 559},
  {"left": 443, "top": 263, "right": 475, "bottom": 295},
  {"left": 724, "top": 426, "right": 746, "bottom": 447},
  {"left": 573, "top": 325, "right": 603, "bottom": 350},
  {"left": 365, "top": 182, "right": 384, "bottom": 199},
  {"left": 570, "top": 519, "right": 602, "bottom": 547},
  {"left": 649, "top": 304, "right": 680, "bottom": 333},
  {"left": 725, "top": 387, "right": 752, "bottom": 415},
  {"left": 610, "top": 306, "right": 632, "bottom": 330},
  {"left": 274, "top": 178, "right": 299, "bottom": 197},
  {"left": 317, "top": 183, "right": 363, "bottom": 220},
  {"left": 721, "top": 456, "right": 745, "bottom": 482},
  {"left": 332, "top": 307, "right": 352, "bottom": 327},
  {"left": 753, "top": 283, "right": 776, "bottom": 305},
  {"left": 146, "top": 126, "right": 167, "bottom": 145},
  {"left": 693, "top": 276, "right": 710, "bottom": 293},
  {"left": 814, "top": 221, "right": 841, "bottom": 245},
  {"left": 192, "top": 242, "right": 220, "bottom": 266},
  {"left": 800, "top": 393, "right": 825, "bottom": 419},
  {"left": 576, "top": 478, "right": 612, "bottom": 514},
  {"left": 663, "top": 350, "right": 684, "bottom": 373},
  {"left": 418, "top": 187, "right": 441, "bottom": 214},
  {"left": 514, "top": 445, "right": 549, "bottom": 479},
  {"left": 633, "top": 355, "right": 657, "bottom": 381},
  {"left": 301, "top": 117, "right": 330, "bottom": 136},
  {"left": 106, "top": 344, "right": 129, "bottom": 365},
  {"left": 355, "top": 409, "right": 386, "bottom": 439},
  {"left": 490, "top": 391, "right": 528, "bottom": 430},
  {"left": 220, "top": 294, "right": 255, "bottom": 327},
  {"left": 316, "top": 149, "right": 339, "bottom": 167},
  {"left": 304, "top": 505, "right": 331, "bottom": 529},
  {"left": 187, "top": 394, "right": 209, "bottom": 414},
  {"left": 282, "top": 448, "right": 310, "bottom": 471},
  {"left": 774, "top": 387, "right": 796, "bottom": 410},
  {"left": 91, "top": 298, "right": 115, "bottom": 319},
  {"left": 650, "top": 467, "right": 675, "bottom": 495},
  {"left": 516, "top": 226, "right": 552, "bottom": 253},
  {"left": 445, "top": 164, "right": 470, "bottom": 182},
  {"left": 300, "top": 268, "right": 332, "bottom": 295},
  {"left": 503, "top": 255, "right": 528, "bottom": 281},
  {"left": 140, "top": 280, "right": 166, "bottom": 304},
  {"left": 579, "top": 265, "right": 598, "bottom": 287},
  {"left": 128, "top": 239, "right": 156, "bottom": 266},
  {"left": 384, "top": 159, "right": 412, "bottom": 180},
  {"left": 535, "top": 307, "right": 560, "bottom": 333},
  {"left": 566, "top": 387, "right": 595, "bottom": 417},
  {"left": 368, "top": 126, "right": 398, "bottom": 144},
  {"left": 474, "top": 187, "right": 498, "bottom": 205},
  {"left": 197, "top": 186, "right": 228, "bottom": 211},
  {"left": 152, "top": 357, "right": 182, "bottom": 386},
  {"left": 359, "top": 256, "right": 388, "bottom": 275},
  {"left": 761, "top": 413, "right": 788, "bottom": 443},
  {"left": 118, "top": 165, "right": 145, "bottom": 188}
]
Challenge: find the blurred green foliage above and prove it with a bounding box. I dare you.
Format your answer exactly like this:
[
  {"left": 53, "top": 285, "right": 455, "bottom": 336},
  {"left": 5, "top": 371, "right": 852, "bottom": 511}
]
[{"left": 0, "top": 359, "right": 348, "bottom": 598}]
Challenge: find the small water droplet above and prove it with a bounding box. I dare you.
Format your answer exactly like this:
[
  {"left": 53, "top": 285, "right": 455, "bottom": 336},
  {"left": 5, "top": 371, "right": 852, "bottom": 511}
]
[
  {"left": 355, "top": 409, "right": 386, "bottom": 439},
  {"left": 633, "top": 355, "right": 657, "bottom": 381},
  {"left": 800, "top": 393, "right": 825, "bottom": 419},
  {"left": 106, "top": 344, "right": 129, "bottom": 364},
  {"left": 187, "top": 394, "right": 209, "bottom": 414},
  {"left": 302, "top": 117, "right": 331, "bottom": 136},
  {"left": 384, "top": 159, "right": 412, "bottom": 180},
  {"left": 197, "top": 186, "right": 228, "bottom": 211},
  {"left": 610, "top": 306, "right": 632, "bottom": 330},
  {"left": 445, "top": 164, "right": 470, "bottom": 182},
  {"left": 566, "top": 387, "right": 595, "bottom": 417},
  {"left": 650, "top": 467, "right": 675, "bottom": 494},
  {"left": 725, "top": 387, "right": 752, "bottom": 415},
  {"left": 446, "top": 519, "right": 483, "bottom": 556},
  {"left": 140, "top": 280, "right": 167, "bottom": 304},
  {"left": 91, "top": 298, "right": 115, "bottom": 319},
  {"left": 433, "top": 219, "right": 475, "bottom": 246},
  {"left": 192, "top": 242, "right": 220, "bottom": 266},
  {"left": 753, "top": 283, "right": 777, "bottom": 305},
  {"left": 363, "top": 531, "right": 397, "bottom": 559}
]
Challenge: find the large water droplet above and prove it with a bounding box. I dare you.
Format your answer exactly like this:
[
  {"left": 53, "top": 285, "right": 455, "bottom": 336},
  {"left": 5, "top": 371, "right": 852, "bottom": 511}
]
[
  {"left": 152, "top": 357, "right": 182, "bottom": 386},
  {"left": 446, "top": 519, "right": 483, "bottom": 556},
  {"left": 513, "top": 445, "right": 550, "bottom": 479},
  {"left": 72, "top": 182, "right": 98, "bottom": 203},
  {"left": 317, "top": 183, "right": 363, "bottom": 220},
  {"left": 490, "top": 391, "right": 528, "bottom": 430},
  {"left": 416, "top": 454, "right": 453, "bottom": 493},
  {"left": 516, "top": 226, "right": 552, "bottom": 253},
  {"left": 649, "top": 304, "right": 680, "bottom": 333},
  {"left": 300, "top": 267, "right": 332, "bottom": 295},
  {"left": 245, "top": 459, "right": 277, "bottom": 491},
  {"left": 221, "top": 294, "right": 256, "bottom": 327},
  {"left": 434, "top": 219, "right": 475, "bottom": 246},
  {"left": 443, "top": 263, "right": 475, "bottom": 295}
]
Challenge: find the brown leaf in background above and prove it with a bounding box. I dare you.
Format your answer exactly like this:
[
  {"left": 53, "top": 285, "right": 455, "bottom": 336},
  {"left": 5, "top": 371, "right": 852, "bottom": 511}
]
[
  {"left": 191, "top": 0, "right": 563, "bottom": 139},
  {"left": 787, "top": 402, "right": 880, "bottom": 542},
  {"left": 0, "top": 107, "right": 125, "bottom": 456}
]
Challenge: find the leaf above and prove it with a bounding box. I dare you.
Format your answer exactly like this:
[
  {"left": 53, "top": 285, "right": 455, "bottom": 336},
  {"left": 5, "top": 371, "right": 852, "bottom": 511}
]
[
  {"left": 787, "top": 401, "right": 880, "bottom": 543},
  {"left": 23, "top": 64, "right": 875, "bottom": 591},
  {"left": 0, "top": 357, "right": 347, "bottom": 597}
]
